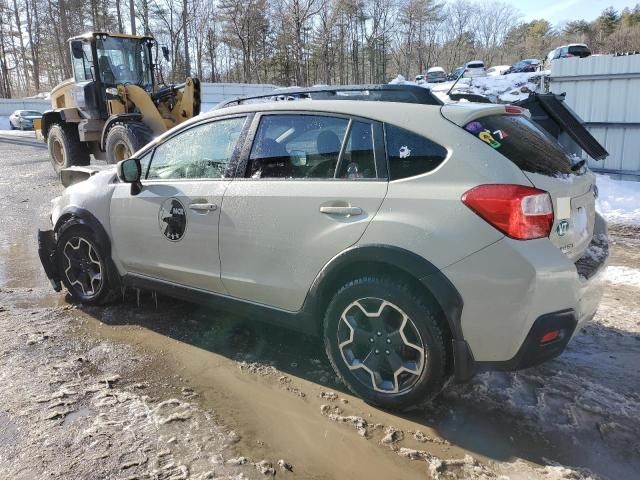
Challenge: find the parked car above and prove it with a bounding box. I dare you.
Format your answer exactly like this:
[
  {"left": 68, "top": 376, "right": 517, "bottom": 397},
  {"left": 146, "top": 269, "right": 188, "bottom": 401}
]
[
  {"left": 546, "top": 44, "right": 592, "bottom": 67},
  {"left": 446, "top": 67, "right": 462, "bottom": 81},
  {"left": 460, "top": 60, "right": 487, "bottom": 78},
  {"left": 426, "top": 67, "right": 447, "bottom": 83},
  {"left": 486, "top": 65, "right": 510, "bottom": 76},
  {"left": 39, "top": 86, "right": 608, "bottom": 410},
  {"left": 505, "top": 59, "right": 542, "bottom": 74},
  {"left": 9, "top": 110, "right": 42, "bottom": 130},
  {"left": 415, "top": 74, "right": 425, "bottom": 83}
]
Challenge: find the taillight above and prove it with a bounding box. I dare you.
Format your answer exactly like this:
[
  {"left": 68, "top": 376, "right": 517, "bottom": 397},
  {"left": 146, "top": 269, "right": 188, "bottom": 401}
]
[
  {"left": 462, "top": 185, "right": 554, "bottom": 240},
  {"left": 504, "top": 105, "right": 524, "bottom": 114}
]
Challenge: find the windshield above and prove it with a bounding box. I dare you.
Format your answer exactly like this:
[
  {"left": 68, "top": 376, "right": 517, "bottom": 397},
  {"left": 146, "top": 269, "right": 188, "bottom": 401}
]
[
  {"left": 568, "top": 45, "right": 590, "bottom": 57},
  {"left": 96, "top": 36, "right": 153, "bottom": 89},
  {"left": 21, "top": 111, "right": 41, "bottom": 116}
]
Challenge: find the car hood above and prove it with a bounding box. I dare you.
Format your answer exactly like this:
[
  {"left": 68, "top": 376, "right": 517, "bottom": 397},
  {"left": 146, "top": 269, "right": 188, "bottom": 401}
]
[{"left": 60, "top": 164, "right": 117, "bottom": 188}]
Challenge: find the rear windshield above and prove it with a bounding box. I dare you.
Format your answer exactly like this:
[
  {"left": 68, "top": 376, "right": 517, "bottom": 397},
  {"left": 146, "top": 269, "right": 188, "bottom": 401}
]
[
  {"left": 468, "top": 62, "right": 484, "bottom": 68},
  {"left": 464, "top": 114, "right": 576, "bottom": 176},
  {"left": 568, "top": 45, "right": 590, "bottom": 57}
]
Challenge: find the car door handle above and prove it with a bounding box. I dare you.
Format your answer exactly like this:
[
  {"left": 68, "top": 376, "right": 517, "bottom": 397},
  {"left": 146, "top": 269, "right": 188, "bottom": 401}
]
[
  {"left": 189, "top": 203, "right": 217, "bottom": 212},
  {"left": 319, "top": 205, "right": 363, "bottom": 216}
]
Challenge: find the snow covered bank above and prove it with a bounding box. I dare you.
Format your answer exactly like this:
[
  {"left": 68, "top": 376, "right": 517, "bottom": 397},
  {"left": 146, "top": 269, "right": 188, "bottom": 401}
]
[
  {"left": 390, "top": 71, "right": 545, "bottom": 103},
  {"left": 596, "top": 174, "right": 640, "bottom": 225}
]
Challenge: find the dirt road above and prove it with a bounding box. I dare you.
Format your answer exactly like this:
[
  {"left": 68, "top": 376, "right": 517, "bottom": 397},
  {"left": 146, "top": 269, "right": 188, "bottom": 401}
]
[{"left": 1, "top": 133, "right": 638, "bottom": 479}]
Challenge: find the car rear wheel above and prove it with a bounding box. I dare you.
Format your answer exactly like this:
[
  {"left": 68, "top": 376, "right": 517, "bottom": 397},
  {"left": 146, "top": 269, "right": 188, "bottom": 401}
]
[
  {"left": 323, "top": 276, "right": 447, "bottom": 411},
  {"left": 56, "top": 226, "right": 113, "bottom": 305},
  {"left": 47, "top": 123, "right": 90, "bottom": 175}
]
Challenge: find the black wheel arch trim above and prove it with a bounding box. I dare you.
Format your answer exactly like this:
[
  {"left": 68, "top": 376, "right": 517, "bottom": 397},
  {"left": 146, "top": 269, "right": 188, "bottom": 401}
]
[
  {"left": 302, "top": 244, "right": 473, "bottom": 380},
  {"left": 40, "top": 110, "right": 64, "bottom": 139},
  {"left": 54, "top": 207, "right": 121, "bottom": 290},
  {"left": 100, "top": 113, "right": 144, "bottom": 151}
]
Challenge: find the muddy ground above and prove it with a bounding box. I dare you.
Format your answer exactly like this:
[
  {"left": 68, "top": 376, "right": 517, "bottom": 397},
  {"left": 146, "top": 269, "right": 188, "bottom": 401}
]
[{"left": 0, "top": 132, "right": 638, "bottom": 480}]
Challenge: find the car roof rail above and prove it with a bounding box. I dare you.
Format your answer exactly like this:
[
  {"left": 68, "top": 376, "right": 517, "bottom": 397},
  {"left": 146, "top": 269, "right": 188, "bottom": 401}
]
[{"left": 215, "top": 83, "right": 444, "bottom": 109}]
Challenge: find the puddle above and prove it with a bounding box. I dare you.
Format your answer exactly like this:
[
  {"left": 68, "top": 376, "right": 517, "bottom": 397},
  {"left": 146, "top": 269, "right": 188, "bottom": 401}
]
[{"left": 62, "top": 406, "right": 92, "bottom": 426}]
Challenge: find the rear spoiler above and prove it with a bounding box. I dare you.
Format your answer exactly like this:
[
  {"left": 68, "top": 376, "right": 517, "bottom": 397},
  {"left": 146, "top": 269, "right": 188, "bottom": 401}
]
[
  {"left": 513, "top": 93, "right": 608, "bottom": 161},
  {"left": 60, "top": 165, "right": 113, "bottom": 188}
]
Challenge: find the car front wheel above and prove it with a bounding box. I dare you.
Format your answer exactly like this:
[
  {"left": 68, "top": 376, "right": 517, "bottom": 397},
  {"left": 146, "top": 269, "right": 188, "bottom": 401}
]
[
  {"left": 323, "top": 276, "right": 448, "bottom": 411},
  {"left": 56, "top": 226, "right": 114, "bottom": 305}
]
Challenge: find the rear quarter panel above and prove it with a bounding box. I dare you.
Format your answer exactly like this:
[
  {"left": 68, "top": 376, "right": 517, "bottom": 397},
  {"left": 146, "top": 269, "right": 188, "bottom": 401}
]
[{"left": 359, "top": 105, "right": 534, "bottom": 270}]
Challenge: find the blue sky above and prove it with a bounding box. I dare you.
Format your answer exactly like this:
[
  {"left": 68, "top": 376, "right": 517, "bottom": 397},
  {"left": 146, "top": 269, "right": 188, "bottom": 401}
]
[{"left": 504, "top": 0, "right": 637, "bottom": 26}]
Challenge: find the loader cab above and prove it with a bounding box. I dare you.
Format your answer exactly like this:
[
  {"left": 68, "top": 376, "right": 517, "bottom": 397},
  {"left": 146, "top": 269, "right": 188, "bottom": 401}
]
[{"left": 69, "top": 33, "right": 155, "bottom": 119}]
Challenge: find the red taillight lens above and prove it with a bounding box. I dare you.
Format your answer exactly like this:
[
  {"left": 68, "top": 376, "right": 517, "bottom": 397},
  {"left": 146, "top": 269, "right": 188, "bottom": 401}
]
[
  {"left": 504, "top": 105, "right": 524, "bottom": 114},
  {"left": 462, "top": 184, "right": 554, "bottom": 240}
]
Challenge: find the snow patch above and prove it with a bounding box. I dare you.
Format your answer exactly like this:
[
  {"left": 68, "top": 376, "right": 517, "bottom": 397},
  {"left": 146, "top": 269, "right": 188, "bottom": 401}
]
[
  {"left": 604, "top": 265, "right": 640, "bottom": 288},
  {"left": 596, "top": 174, "right": 640, "bottom": 225}
]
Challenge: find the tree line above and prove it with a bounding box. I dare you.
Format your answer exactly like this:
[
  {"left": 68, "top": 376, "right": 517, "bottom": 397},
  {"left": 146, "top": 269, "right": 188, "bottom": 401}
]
[{"left": 1, "top": 0, "right": 639, "bottom": 98}]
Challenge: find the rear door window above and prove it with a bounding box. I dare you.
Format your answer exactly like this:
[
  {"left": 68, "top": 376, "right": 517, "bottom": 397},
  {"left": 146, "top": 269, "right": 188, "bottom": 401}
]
[
  {"left": 464, "top": 115, "right": 576, "bottom": 176},
  {"left": 247, "top": 114, "right": 349, "bottom": 179},
  {"left": 385, "top": 124, "right": 448, "bottom": 180}
]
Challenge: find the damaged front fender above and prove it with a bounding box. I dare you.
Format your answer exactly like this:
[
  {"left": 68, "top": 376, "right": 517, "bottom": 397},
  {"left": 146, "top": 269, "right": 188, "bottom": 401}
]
[{"left": 60, "top": 164, "right": 115, "bottom": 188}]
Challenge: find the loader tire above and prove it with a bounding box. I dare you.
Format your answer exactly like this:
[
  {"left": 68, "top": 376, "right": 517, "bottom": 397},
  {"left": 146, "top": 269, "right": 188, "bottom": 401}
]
[
  {"left": 47, "top": 123, "right": 90, "bottom": 176},
  {"left": 105, "top": 122, "right": 154, "bottom": 164}
]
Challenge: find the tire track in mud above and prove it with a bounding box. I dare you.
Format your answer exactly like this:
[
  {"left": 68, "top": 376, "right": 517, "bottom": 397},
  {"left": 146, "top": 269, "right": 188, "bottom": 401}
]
[{"left": 0, "top": 289, "right": 281, "bottom": 480}]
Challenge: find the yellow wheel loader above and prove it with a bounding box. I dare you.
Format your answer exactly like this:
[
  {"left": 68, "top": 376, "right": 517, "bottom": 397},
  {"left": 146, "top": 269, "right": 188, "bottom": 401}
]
[{"left": 36, "top": 32, "right": 201, "bottom": 175}]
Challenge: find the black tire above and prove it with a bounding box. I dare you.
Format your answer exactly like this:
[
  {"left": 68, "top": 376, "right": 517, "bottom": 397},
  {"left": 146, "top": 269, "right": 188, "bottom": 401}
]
[
  {"left": 105, "top": 122, "right": 154, "bottom": 164},
  {"left": 47, "top": 123, "right": 90, "bottom": 175},
  {"left": 323, "top": 276, "right": 447, "bottom": 411},
  {"left": 9, "top": 121, "right": 15, "bottom": 130},
  {"left": 56, "top": 226, "right": 114, "bottom": 305}
]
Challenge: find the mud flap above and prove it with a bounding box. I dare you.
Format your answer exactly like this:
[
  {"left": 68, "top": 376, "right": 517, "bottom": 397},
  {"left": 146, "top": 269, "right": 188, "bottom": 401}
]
[{"left": 38, "top": 229, "right": 61, "bottom": 292}]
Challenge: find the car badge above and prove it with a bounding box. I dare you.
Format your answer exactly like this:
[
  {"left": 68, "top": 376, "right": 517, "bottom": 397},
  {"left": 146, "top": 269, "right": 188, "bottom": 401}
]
[{"left": 556, "top": 219, "right": 569, "bottom": 237}]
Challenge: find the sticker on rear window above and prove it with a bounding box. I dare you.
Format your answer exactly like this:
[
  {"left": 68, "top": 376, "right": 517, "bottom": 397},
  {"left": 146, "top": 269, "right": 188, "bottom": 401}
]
[
  {"left": 399, "top": 145, "right": 411, "bottom": 158},
  {"left": 478, "top": 131, "right": 501, "bottom": 149}
]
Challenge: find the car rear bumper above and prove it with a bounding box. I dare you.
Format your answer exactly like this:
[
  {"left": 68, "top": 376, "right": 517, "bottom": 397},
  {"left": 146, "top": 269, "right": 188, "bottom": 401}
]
[
  {"left": 38, "top": 229, "right": 61, "bottom": 292},
  {"left": 477, "top": 309, "right": 578, "bottom": 371},
  {"left": 442, "top": 214, "right": 608, "bottom": 371}
]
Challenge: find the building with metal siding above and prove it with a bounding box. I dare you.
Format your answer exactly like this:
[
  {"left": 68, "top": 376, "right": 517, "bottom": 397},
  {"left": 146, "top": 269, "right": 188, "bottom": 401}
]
[{"left": 550, "top": 54, "right": 640, "bottom": 176}]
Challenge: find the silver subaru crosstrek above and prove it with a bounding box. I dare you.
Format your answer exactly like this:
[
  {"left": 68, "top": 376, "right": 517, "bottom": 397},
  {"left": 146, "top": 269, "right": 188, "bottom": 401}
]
[{"left": 38, "top": 92, "right": 608, "bottom": 410}]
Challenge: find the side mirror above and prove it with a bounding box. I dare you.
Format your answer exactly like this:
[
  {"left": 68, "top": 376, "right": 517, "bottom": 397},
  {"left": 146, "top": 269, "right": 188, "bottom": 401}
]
[
  {"left": 161, "top": 45, "right": 170, "bottom": 61},
  {"left": 117, "top": 158, "right": 143, "bottom": 195},
  {"left": 71, "top": 41, "right": 84, "bottom": 60}
]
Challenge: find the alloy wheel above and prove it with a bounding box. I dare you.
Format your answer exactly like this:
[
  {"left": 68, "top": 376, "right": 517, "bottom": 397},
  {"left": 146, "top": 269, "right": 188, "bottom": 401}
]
[
  {"left": 337, "top": 298, "right": 426, "bottom": 394},
  {"left": 52, "top": 139, "right": 65, "bottom": 166},
  {"left": 62, "top": 237, "right": 103, "bottom": 298},
  {"left": 113, "top": 141, "right": 131, "bottom": 162}
]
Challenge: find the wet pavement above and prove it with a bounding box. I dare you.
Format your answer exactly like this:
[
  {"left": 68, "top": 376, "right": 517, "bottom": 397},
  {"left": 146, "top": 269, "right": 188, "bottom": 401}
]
[{"left": 0, "top": 133, "right": 639, "bottom": 479}]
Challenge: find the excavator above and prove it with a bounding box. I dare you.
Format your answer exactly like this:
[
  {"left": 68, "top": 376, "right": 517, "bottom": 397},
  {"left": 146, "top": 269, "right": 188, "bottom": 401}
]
[{"left": 36, "top": 32, "right": 200, "bottom": 175}]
